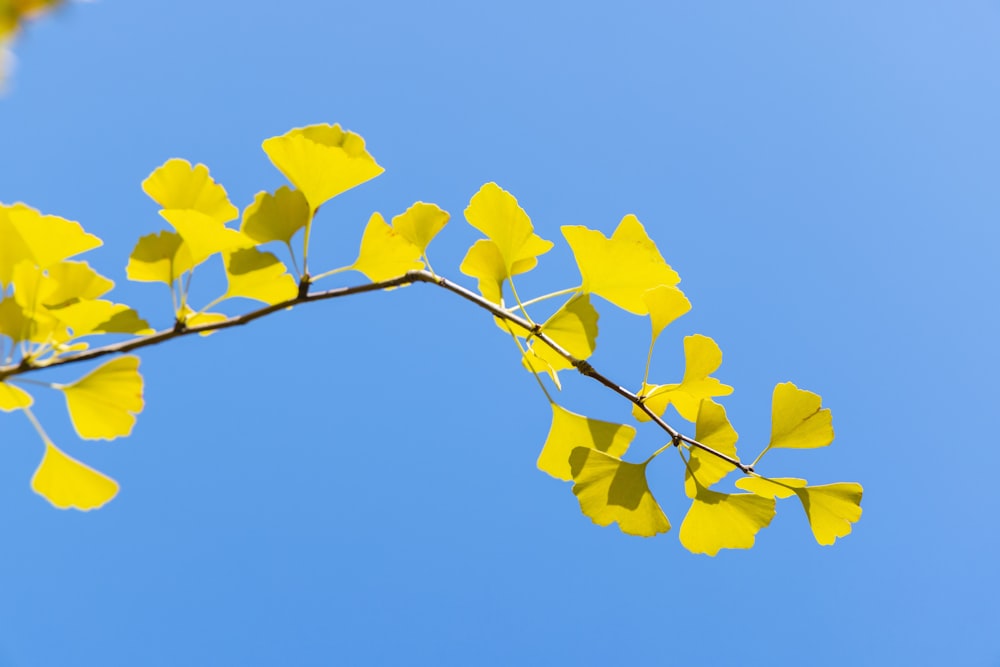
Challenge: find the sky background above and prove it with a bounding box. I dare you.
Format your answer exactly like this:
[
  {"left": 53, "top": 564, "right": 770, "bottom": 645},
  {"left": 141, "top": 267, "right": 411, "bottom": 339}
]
[{"left": 1, "top": 1, "right": 998, "bottom": 665}]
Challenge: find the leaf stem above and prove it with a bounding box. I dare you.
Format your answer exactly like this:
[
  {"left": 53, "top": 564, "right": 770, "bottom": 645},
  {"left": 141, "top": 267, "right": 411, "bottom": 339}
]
[
  {"left": 508, "top": 287, "right": 580, "bottom": 311},
  {"left": 311, "top": 265, "right": 353, "bottom": 282}
]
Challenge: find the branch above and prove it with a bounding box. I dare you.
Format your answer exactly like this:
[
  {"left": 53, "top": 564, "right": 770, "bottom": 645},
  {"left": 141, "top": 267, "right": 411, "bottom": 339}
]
[{"left": 0, "top": 269, "right": 752, "bottom": 474}]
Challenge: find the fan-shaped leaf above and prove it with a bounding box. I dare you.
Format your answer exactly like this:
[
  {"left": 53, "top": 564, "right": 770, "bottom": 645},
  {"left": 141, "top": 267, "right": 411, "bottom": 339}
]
[
  {"left": 766, "top": 382, "right": 834, "bottom": 451},
  {"left": 159, "top": 209, "right": 254, "bottom": 266},
  {"left": 569, "top": 448, "right": 670, "bottom": 537},
  {"left": 127, "top": 230, "right": 195, "bottom": 285},
  {"left": 0, "top": 381, "right": 32, "bottom": 411},
  {"left": 679, "top": 484, "right": 775, "bottom": 556},
  {"left": 636, "top": 334, "right": 733, "bottom": 422},
  {"left": 459, "top": 239, "right": 506, "bottom": 304},
  {"left": 562, "top": 215, "right": 679, "bottom": 315},
  {"left": 223, "top": 247, "right": 297, "bottom": 305},
  {"left": 351, "top": 212, "right": 424, "bottom": 282},
  {"left": 0, "top": 203, "right": 101, "bottom": 286},
  {"left": 794, "top": 483, "right": 863, "bottom": 546},
  {"left": 57, "top": 356, "right": 143, "bottom": 440},
  {"left": 645, "top": 285, "right": 691, "bottom": 342},
  {"left": 241, "top": 186, "right": 310, "bottom": 246},
  {"left": 464, "top": 183, "right": 553, "bottom": 277},
  {"left": 525, "top": 294, "right": 599, "bottom": 372},
  {"left": 537, "top": 403, "right": 635, "bottom": 481},
  {"left": 392, "top": 202, "right": 449, "bottom": 255},
  {"left": 31, "top": 441, "right": 119, "bottom": 510},
  {"left": 50, "top": 300, "right": 152, "bottom": 337},
  {"left": 684, "top": 400, "right": 740, "bottom": 497},
  {"left": 142, "top": 158, "right": 238, "bottom": 223},
  {"left": 262, "top": 124, "right": 384, "bottom": 210}
]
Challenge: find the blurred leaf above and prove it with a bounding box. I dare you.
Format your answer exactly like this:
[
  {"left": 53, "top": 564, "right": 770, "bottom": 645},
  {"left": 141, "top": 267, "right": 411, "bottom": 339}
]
[
  {"left": 127, "top": 230, "right": 195, "bottom": 285},
  {"left": 262, "top": 124, "right": 384, "bottom": 210},
  {"left": 0, "top": 203, "right": 101, "bottom": 286},
  {"left": 562, "top": 215, "right": 679, "bottom": 315},
  {"left": 537, "top": 403, "right": 634, "bottom": 481},
  {"left": 56, "top": 356, "right": 143, "bottom": 440},
  {"left": 0, "top": 381, "right": 32, "bottom": 411},
  {"left": 31, "top": 441, "right": 118, "bottom": 511}
]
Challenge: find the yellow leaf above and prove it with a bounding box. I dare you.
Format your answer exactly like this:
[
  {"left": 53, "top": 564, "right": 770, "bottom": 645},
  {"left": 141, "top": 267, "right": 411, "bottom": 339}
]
[
  {"left": 684, "top": 400, "right": 740, "bottom": 498},
  {"left": 0, "top": 203, "right": 101, "bottom": 286},
  {"left": 636, "top": 334, "right": 733, "bottom": 422},
  {"left": 31, "top": 441, "right": 119, "bottom": 510},
  {"left": 241, "top": 186, "right": 310, "bottom": 245},
  {"left": 562, "top": 215, "right": 679, "bottom": 315},
  {"left": 679, "top": 484, "right": 775, "bottom": 556},
  {"left": 178, "top": 306, "right": 228, "bottom": 335},
  {"left": 262, "top": 124, "right": 384, "bottom": 210},
  {"left": 569, "top": 448, "right": 670, "bottom": 537},
  {"left": 159, "top": 209, "right": 254, "bottom": 266},
  {"left": 767, "top": 382, "right": 834, "bottom": 451},
  {"left": 350, "top": 212, "right": 424, "bottom": 282},
  {"left": 38, "top": 261, "right": 114, "bottom": 307},
  {"left": 519, "top": 346, "right": 562, "bottom": 390},
  {"left": 392, "top": 202, "right": 449, "bottom": 255},
  {"left": 537, "top": 403, "right": 635, "bottom": 481},
  {"left": 464, "top": 183, "right": 553, "bottom": 277},
  {"left": 524, "top": 294, "right": 599, "bottom": 372},
  {"left": 644, "top": 285, "right": 691, "bottom": 342},
  {"left": 57, "top": 356, "right": 143, "bottom": 440},
  {"left": 734, "top": 476, "right": 807, "bottom": 499},
  {"left": 459, "top": 239, "right": 506, "bottom": 304},
  {"left": 793, "top": 483, "right": 863, "bottom": 546},
  {"left": 0, "top": 381, "right": 32, "bottom": 411},
  {"left": 49, "top": 300, "right": 153, "bottom": 337},
  {"left": 0, "top": 294, "right": 32, "bottom": 343},
  {"left": 127, "top": 230, "right": 196, "bottom": 285},
  {"left": 142, "top": 158, "right": 238, "bottom": 224},
  {"left": 223, "top": 247, "right": 297, "bottom": 305}
]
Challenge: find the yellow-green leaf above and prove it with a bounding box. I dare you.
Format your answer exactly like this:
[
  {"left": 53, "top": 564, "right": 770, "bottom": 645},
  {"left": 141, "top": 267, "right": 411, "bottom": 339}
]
[
  {"left": 644, "top": 285, "right": 691, "bottom": 342},
  {"left": 636, "top": 334, "right": 733, "bottom": 422},
  {"left": 569, "top": 448, "right": 670, "bottom": 537},
  {"left": 262, "top": 124, "right": 384, "bottom": 210},
  {"left": 31, "top": 441, "right": 119, "bottom": 510},
  {"left": 57, "top": 356, "right": 143, "bottom": 440},
  {"left": 392, "top": 202, "right": 449, "bottom": 255},
  {"left": 222, "top": 247, "right": 297, "bottom": 305},
  {"left": 127, "top": 230, "right": 195, "bottom": 285},
  {"left": 241, "top": 186, "right": 310, "bottom": 246},
  {"left": 464, "top": 183, "right": 553, "bottom": 277},
  {"left": 766, "top": 382, "right": 834, "bottom": 452},
  {"left": 562, "top": 215, "right": 679, "bottom": 315},
  {"left": 679, "top": 484, "right": 775, "bottom": 556},
  {"left": 0, "top": 381, "right": 32, "bottom": 411},
  {"left": 0, "top": 203, "right": 101, "bottom": 286},
  {"left": 350, "top": 212, "right": 424, "bottom": 282},
  {"left": 537, "top": 403, "right": 635, "bottom": 481},
  {"left": 734, "top": 476, "right": 807, "bottom": 499},
  {"left": 684, "top": 400, "right": 739, "bottom": 498},
  {"left": 794, "top": 483, "right": 863, "bottom": 546},
  {"left": 159, "top": 209, "right": 254, "bottom": 266},
  {"left": 459, "top": 239, "right": 506, "bottom": 304},
  {"left": 142, "top": 158, "right": 238, "bottom": 223},
  {"left": 525, "top": 294, "right": 599, "bottom": 372}
]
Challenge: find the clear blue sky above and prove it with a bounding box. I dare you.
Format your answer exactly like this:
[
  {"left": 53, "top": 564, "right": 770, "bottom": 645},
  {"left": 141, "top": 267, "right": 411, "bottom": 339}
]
[{"left": 1, "top": 1, "right": 998, "bottom": 665}]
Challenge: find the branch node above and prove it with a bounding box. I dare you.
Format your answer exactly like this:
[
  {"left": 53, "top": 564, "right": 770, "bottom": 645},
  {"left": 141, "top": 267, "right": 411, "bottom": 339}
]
[
  {"left": 573, "top": 359, "right": 595, "bottom": 377},
  {"left": 297, "top": 274, "right": 312, "bottom": 300},
  {"left": 172, "top": 319, "right": 187, "bottom": 333}
]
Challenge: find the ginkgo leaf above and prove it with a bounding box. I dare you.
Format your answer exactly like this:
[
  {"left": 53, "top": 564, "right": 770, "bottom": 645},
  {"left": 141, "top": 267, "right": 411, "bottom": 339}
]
[
  {"left": 464, "top": 183, "right": 553, "bottom": 277},
  {"left": 56, "top": 356, "right": 143, "bottom": 440},
  {"left": 392, "top": 202, "right": 449, "bottom": 255},
  {"left": 644, "top": 284, "right": 691, "bottom": 342},
  {"left": 765, "top": 382, "right": 834, "bottom": 453},
  {"left": 178, "top": 306, "right": 228, "bottom": 335},
  {"left": 459, "top": 239, "right": 506, "bottom": 304},
  {"left": 734, "top": 476, "right": 807, "bottom": 499},
  {"left": 262, "top": 124, "right": 384, "bottom": 210},
  {"left": 0, "top": 381, "right": 32, "bottom": 411},
  {"left": 350, "top": 212, "right": 424, "bottom": 282},
  {"left": 679, "top": 483, "right": 775, "bottom": 556},
  {"left": 241, "top": 186, "right": 310, "bottom": 246},
  {"left": 0, "top": 203, "right": 101, "bottom": 286},
  {"left": 159, "top": 209, "right": 255, "bottom": 266},
  {"left": 519, "top": 346, "right": 562, "bottom": 390},
  {"left": 793, "top": 483, "right": 863, "bottom": 546},
  {"left": 222, "top": 247, "right": 297, "bottom": 305},
  {"left": 526, "top": 294, "right": 599, "bottom": 372},
  {"left": 31, "top": 441, "right": 119, "bottom": 510},
  {"left": 562, "top": 215, "right": 680, "bottom": 315},
  {"left": 142, "top": 158, "right": 239, "bottom": 224},
  {"left": 684, "top": 400, "right": 739, "bottom": 498},
  {"left": 50, "top": 300, "right": 153, "bottom": 337},
  {"left": 636, "top": 334, "right": 733, "bottom": 422},
  {"left": 0, "top": 294, "right": 32, "bottom": 343},
  {"left": 537, "top": 403, "right": 635, "bottom": 481},
  {"left": 569, "top": 448, "right": 670, "bottom": 537},
  {"left": 127, "top": 230, "right": 195, "bottom": 285},
  {"left": 38, "top": 261, "right": 114, "bottom": 307}
]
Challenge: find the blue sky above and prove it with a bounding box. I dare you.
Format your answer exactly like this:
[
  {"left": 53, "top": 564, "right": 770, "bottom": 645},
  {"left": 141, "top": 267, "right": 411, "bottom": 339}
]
[{"left": 1, "top": 1, "right": 998, "bottom": 665}]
